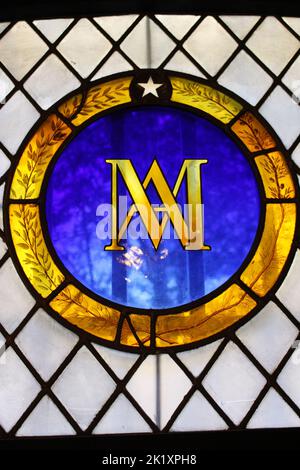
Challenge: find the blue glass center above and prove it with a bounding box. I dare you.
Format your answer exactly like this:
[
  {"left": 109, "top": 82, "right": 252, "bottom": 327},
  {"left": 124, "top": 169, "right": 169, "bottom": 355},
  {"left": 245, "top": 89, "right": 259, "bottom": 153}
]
[{"left": 45, "top": 106, "right": 260, "bottom": 309}]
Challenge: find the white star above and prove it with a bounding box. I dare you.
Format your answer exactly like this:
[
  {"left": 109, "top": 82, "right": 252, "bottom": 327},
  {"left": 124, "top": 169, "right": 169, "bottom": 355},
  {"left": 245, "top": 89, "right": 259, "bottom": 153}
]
[{"left": 137, "top": 76, "right": 163, "bottom": 97}]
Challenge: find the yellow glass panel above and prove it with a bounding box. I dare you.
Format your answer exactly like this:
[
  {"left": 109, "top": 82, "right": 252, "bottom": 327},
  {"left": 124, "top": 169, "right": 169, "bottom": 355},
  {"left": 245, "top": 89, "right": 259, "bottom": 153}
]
[
  {"left": 9, "top": 204, "right": 64, "bottom": 297},
  {"left": 58, "top": 92, "right": 83, "bottom": 119},
  {"left": 241, "top": 203, "right": 296, "bottom": 296},
  {"left": 231, "top": 112, "right": 276, "bottom": 152},
  {"left": 71, "top": 77, "right": 133, "bottom": 126},
  {"left": 255, "top": 152, "right": 295, "bottom": 199},
  {"left": 170, "top": 76, "right": 242, "bottom": 123},
  {"left": 156, "top": 284, "right": 256, "bottom": 347},
  {"left": 50, "top": 284, "right": 120, "bottom": 341},
  {"left": 10, "top": 115, "right": 71, "bottom": 200},
  {"left": 121, "top": 315, "right": 151, "bottom": 347}
]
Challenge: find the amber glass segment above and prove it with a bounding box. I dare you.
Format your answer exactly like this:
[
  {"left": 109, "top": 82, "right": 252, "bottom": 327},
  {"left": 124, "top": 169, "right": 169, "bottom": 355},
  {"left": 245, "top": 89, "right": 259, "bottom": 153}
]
[
  {"left": 241, "top": 203, "right": 296, "bottom": 296},
  {"left": 58, "top": 92, "right": 83, "bottom": 119},
  {"left": 156, "top": 284, "right": 256, "bottom": 347},
  {"left": 255, "top": 152, "right": 295, "bottom": 199},
  {"left": 10, "top": 115, "right": 71, "bottom": 200},
  {"left": 71, "top": 77, "right": 133, "bottom": 126},
  {"left": 231, "top": 112, "right": 276, "bottom": 152},
  {"left": 50, "top": 284, "right": 120, "bottom": 342},
  {"left": 9, "top": 204, "right": 64, "bottom": 297},
  {"left": 121, "top": 315, "right": 151, "bottom": 347},
  {"left": 170, "top": 76, "right": 242, "bottom": 123}
]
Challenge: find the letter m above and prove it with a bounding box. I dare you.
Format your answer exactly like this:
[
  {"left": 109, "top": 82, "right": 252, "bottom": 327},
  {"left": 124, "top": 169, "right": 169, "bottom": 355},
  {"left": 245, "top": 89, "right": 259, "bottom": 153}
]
[{"left": 105, "top": 159, "right": 210, "bottom": 251}]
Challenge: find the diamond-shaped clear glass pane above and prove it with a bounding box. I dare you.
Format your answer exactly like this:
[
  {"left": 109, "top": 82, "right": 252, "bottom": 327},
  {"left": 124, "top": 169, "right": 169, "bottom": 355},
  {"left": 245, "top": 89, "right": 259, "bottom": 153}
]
[
  {"left": 15, "top": 309, "right": 78, "bottom": 380},
  {"left": 203, "top": 342, "right": 266, "bottom": 425},
  {"left": 0, "top": 22, "right": 48, "bottom": 80},
  {"left": 0, "top": 347, "right": 40, "bottom": 431},
  {"left": 52, "top": 346, "right": 116, "bottom": 430},
  {"left": 57, "top": 19, "right": 112, "bottom": 78}
]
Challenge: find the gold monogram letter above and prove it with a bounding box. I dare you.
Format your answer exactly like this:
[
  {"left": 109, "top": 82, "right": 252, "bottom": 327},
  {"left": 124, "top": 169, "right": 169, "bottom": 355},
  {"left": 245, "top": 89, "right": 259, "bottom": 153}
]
[{"left": 105, "top": 159, "right": 210, "bottom": 251}]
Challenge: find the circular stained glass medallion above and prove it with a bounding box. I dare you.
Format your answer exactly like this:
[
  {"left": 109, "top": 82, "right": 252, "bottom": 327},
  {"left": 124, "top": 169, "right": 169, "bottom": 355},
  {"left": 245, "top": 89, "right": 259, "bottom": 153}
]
[
  {"left": 45, "top": 106, "right": 260, "bottom": 310},
  {"left": 6, "top": 71, "right": 297, "bottom": 352}
]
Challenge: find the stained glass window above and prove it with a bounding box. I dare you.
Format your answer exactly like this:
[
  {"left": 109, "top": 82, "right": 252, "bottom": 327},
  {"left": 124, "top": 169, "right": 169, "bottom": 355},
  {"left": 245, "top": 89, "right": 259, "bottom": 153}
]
[{"left": 0, "top": 4, "right": 300, "bottom": 451}]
